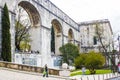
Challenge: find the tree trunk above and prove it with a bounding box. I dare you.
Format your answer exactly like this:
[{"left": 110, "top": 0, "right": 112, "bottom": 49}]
[{"left": 89, "top": 68, "right": 96, "bottom": 74}]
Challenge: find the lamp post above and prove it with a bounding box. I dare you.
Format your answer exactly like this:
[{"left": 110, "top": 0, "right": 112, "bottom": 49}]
[{"left": 118, "top": 35, "right": 120, "bottom": 61}]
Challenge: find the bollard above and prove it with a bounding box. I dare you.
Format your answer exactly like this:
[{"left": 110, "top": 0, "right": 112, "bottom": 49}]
[
  {"left": 87, "top": 76, "right": 89, "bottom": 80},
  {"left": 98, "top": 75, "right": 100, "bottom": 80},
  {"left": 81, "top": 77, "right": 83, "bottom": 80},
  {"left": 103, "top": 74, "right": 104, "bottom": 80}
]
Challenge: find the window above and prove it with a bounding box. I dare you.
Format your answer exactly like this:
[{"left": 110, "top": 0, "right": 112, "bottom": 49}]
[
  {"left": 93, "top": 36, "right": 97, "bottom": 45},
  {"left": 87, "top": 27, "right": 89, "bottom": 34}
]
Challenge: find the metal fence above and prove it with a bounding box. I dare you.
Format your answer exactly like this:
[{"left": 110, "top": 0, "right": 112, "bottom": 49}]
[{"left": 70, "top": 73, "right": 120, "bottom": 80}]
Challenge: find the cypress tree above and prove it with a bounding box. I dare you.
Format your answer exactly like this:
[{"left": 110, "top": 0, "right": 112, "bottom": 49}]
[
  {"left": 51, "top": 26, "right": 55, "bottom": 53},
  {"left": 1, "top": 3, "right": 11, "bottom": 62}
]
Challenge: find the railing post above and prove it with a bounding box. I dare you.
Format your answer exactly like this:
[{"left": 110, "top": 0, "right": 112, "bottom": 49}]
[
  {"left": 98, "top": 75, "right": 100, "bottom": 80},
  {"left": 93, "top": 75, "right": 95, "bottom": 80},
  {"left": 81, "top": 77, "right": 83, "bottom": 80},
  {"left": 103, "top": 74, "right": 104, "bottom": 80},
  {"left": 87, "top": 76, "right": 89, "bottom": 80}
]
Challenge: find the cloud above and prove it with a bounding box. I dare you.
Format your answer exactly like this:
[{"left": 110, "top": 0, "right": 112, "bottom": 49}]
[{"left": 50, "top": 0, "right": 120, "bottom": 33}]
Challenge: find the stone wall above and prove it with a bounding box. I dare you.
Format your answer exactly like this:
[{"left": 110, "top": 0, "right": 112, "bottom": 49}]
[{"left": 0, "top": 61, "right": 60, "bottom": 75}]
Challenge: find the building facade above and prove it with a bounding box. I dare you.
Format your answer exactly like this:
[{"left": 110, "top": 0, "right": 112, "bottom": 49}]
[{"left": 79, "top": 19, "right": 113, "bottom": 53}]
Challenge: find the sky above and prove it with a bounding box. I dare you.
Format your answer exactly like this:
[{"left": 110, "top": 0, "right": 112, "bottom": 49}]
[{"left": 50, "top": 0, "right": 120, "bottom": 34}]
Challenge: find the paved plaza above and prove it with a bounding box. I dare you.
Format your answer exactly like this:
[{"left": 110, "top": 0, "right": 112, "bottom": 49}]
[
  {"left": 0, "top": 68, "right": 68, "bottom": 80},
  {"left": 1, "top": 67, "right": 120, "bottom": 80}
]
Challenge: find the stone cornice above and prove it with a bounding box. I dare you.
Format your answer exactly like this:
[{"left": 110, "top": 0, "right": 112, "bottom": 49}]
[
  {"left": 74, "top": 40, "right": 80, "bottom": 43},
  {"left": 41, "top": 25, "right": 51, "bottom": 31},
  {"left": 32, "top": 0, "right": 79, "bottom": 32},
  {"left": 0, "top": 5, "right": 15, "bottom": 15}
]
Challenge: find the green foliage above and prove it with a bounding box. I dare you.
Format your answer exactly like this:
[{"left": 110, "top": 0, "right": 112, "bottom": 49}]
[
  {"left": 74, "top": 53, "right": 87, "bottom": 68},
  {"left": 15, "top": 7, "right": 31, "bottom": 51},
  {"left": 95, "top": 23, "right": 116, "bottom": 73},
  {"left": 112, "top": 49, "right": 117, "bottom": 53},
  {"left": 20, "top": 41, "right": 31, "bottom": 51},
  {"left": 70, "top": 69, "right": 111, "bottom": 76},
  {"left": 85, "top": 51, "right": 105, "bottom": 74},
  {"left": 59, "top": 43, "right": 79, "bottom": 65},
  {"left": 15, "top": 21, "right": 31, "bottom": 51},
  {"left": 74, "top": 51, "right": 105, "bottom": 74},
  {"left": 1, "top": 3, "right": 11, "bottom": 62}
]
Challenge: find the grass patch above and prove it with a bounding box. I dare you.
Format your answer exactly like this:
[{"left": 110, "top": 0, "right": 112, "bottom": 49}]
[
  {"left": 70, "top": 69, "right": 111, "bottom": 76},
  {"left": 96, "top": 69, "right": 111, "bottom": 74}
]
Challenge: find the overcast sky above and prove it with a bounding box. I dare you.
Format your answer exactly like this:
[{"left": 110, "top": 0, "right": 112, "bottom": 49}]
[{"left": 50, "top": 0, "right": 120, "bottom": 34}]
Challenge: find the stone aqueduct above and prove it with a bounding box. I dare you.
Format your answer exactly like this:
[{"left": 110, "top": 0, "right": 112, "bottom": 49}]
[{"left": 0, "top": 0, "right": 80, "bottom": 66}]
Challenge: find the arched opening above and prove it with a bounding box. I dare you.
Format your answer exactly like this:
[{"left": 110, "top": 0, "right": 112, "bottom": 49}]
[
  {"left": 18, "top": 1, "right": 40, "bottom": 27},
  {"left": 68, "top": 28, "right": 74, "bottom": 43},
  {"left": 51, "top": 19, "right": 62, "bottom": 55},
  {"left": 17, "top": 1, "right": 41, "bottom": 52}
]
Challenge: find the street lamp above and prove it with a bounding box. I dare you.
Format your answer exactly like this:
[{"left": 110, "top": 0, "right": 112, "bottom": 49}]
[{"left": 118, "top": 35, "right": 120, "bottom": 61}]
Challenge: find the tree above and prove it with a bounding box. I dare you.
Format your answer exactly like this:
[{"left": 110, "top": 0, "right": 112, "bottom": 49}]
[
  {"left": 95, "top": 23, "right": 116, "bottom": 72},
  {"left": 20, "top": 41, "right": 31, "bottom": 51},
  {"left": 1, "top": 3, "right": 11, "bottom": 62},
  {"left": 74, "top": 53, "right": 87, "bottom": 68},
  {"left": 74, "top": 51, "right": 105, "bottom": 74},
  {"left": 59, "top": 43, "right": 79, "bottom": 65},
  {"left": 15, "top": 21, "right": 31, "bottom": 51},
  {"left": 85, "top": 51, "right": 105, "bottom": 74},
  {"left": 15, "top": 7, "right": 31, "bottom": 51}
]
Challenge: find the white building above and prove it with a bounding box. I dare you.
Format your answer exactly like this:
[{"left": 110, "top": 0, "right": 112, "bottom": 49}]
[{"left": 78, "top": 19, "right": 113, "bottom": 53}]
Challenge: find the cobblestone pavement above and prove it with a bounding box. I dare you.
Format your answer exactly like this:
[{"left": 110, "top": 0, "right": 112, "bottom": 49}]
[{"left": 0, "top": 68, "right": 68, "bottom": 80}]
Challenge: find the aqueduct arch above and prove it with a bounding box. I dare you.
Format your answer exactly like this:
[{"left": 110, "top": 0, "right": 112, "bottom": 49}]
[
  {"left": 18, "top": 1, "right": 41, "bottom": 51},
  {"left": 0, "top": 0, "right": 80, "bottom": 67},
  {"left": 51, "top": 19, "right": 62, "bottom": 55},
  {"left": 18, "top": 1, "right": 40, "bottom": 27}
]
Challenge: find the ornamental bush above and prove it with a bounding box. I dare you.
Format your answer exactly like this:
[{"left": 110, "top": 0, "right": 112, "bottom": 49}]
[{"left": 1, "top": 3, "right": 11, "bottom": 62}]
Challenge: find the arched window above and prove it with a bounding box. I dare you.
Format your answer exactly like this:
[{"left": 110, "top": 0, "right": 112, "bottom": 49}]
[
  {"left": 51, "top": 19, "right": 62, "bottom": 55},
  {"left": 68, "top": 28, "right": 74, "bottom": 43}
]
